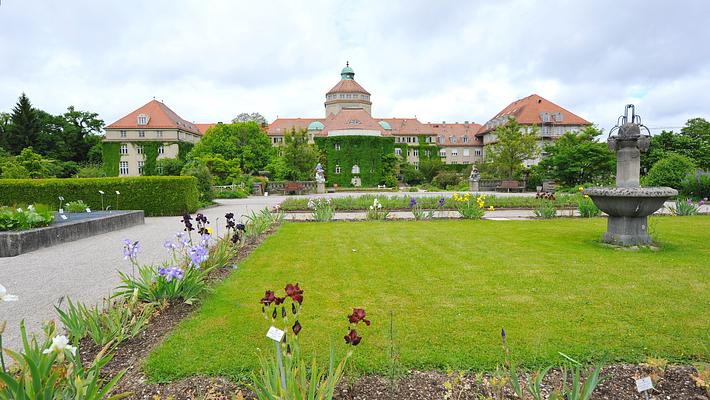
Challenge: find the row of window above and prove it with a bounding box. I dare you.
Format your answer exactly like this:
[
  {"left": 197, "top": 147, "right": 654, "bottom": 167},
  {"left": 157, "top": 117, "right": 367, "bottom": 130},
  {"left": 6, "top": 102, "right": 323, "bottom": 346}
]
[
  {"left": 439, "top": 148, "right": 482, "bottom": 157},
  {"left": 120, "top": 130, "right": 163, "bottom": 138},
  {"left": 119, "top": 143, "right": 165, "bottom": 155},
  {"left": 119, "top": 160, "right": 164, "bottom": 176},
  {"left": 326, "top": 93, "right": 370, "bottom": 101}
]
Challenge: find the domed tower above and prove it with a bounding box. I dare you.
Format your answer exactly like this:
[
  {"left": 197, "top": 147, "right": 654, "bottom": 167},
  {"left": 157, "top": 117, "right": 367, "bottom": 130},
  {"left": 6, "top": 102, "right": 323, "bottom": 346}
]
[{"left": 324, "top": 62, "right": 372, "bottom": 117}]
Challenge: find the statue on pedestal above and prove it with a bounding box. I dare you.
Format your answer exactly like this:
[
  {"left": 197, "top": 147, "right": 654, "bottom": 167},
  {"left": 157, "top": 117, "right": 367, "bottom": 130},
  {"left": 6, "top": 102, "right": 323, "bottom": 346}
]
[{"left": 315, "top": 163, "right": 325, "bottom": 184}]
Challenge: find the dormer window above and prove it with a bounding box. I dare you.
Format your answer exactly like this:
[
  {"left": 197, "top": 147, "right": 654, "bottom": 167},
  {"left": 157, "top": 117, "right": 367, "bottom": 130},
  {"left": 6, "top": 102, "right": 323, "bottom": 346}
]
[{"left": 137, "top": 114, "right": 149, "bottom": 125}]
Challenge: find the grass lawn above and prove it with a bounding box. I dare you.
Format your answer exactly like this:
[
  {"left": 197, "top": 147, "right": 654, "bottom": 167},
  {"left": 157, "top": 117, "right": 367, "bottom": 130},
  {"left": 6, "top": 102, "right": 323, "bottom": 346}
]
[{"left": 146, "top": 216, "right": 710, "bottom": 382}]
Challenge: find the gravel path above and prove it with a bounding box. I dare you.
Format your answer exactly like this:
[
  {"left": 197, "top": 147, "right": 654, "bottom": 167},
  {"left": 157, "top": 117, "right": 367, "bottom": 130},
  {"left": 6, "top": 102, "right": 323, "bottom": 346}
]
[{"left": 0, "top": 197, "right": 281, "bottom": 352}]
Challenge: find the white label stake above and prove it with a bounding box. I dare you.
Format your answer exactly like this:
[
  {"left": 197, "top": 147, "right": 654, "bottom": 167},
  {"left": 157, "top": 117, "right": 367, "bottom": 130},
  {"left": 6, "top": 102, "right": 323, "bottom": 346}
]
[
  {"left": 636, "top": 376, "right": 653, "bottom": 398},
  {"left": 266, "top": 326, "right": 285, "bottom": 342},
  {"left": 265, "top": 326, "right": 287, "bottom": 388}
]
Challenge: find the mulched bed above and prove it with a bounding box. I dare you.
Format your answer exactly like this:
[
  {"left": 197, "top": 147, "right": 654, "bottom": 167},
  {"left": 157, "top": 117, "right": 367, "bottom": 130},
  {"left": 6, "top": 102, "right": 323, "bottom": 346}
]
[{"left": 76, "top": 223, "right": 708, "bottom": 400}]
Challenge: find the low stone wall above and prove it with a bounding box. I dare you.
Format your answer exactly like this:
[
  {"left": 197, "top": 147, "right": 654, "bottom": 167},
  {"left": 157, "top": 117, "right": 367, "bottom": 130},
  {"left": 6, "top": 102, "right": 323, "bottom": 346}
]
[{"left": 0, "top": 210, "right": 144, "bottom": 257}]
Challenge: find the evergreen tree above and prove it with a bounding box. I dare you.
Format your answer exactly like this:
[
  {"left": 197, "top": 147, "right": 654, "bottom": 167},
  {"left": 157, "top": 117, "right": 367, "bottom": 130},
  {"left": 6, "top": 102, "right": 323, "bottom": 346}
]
[{"left": 7, "top": 93, "right": 41, "bottom": 154}]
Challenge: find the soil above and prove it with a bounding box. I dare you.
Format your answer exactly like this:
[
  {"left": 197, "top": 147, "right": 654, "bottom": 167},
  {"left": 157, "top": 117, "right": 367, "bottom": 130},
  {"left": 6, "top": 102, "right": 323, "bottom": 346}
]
[{"left": 77, "top": 223, "right": 709, "bottom": 400}]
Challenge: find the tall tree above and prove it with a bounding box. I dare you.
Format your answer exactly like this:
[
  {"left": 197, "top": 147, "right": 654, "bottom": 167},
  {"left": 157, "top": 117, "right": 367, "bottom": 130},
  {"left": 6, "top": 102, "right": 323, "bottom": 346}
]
[
  {"left": 232, "top": 112, "right": 267, "bottom": 125},
  {"left": 188, "top": 121, "right": 274, "bottom": 173},
  {"left": 281, "top": 128, "right": 320, "bottom": 181},
  {"left": 536, "top": 126, "right": 615, "bottom": 186},
  {"left": 61, "top": 106, "right": 105, "bottom": 162},
  {"left": 7, "top": 93, "right": 41, "bottom": 154},
  {"left": 0, "top": 112, "right": 10, "bottom": 150},
  {"left": 485, "top": 117, "right": 540, "bottom": 179}
]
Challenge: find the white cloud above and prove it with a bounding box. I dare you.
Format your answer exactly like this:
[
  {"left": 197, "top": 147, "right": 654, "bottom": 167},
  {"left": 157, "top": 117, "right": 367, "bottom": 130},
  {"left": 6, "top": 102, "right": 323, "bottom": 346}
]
[{"left": 0, "top": 0, "right": 708, "bottom": 131}]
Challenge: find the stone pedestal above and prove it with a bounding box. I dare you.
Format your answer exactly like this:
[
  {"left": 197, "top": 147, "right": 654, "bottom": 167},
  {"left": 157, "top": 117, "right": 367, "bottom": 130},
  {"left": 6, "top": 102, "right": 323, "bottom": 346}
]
[
  {"left": 469, "top": 179, "right": 479, "bottom": 192},
  {"left": 604, "top": 216, "right": 651, "bottom": 246},
  {"left": 252, "top": 183, "right": 263, "bottom": 196},
  {"left": 316, "top": 182, "right": 325, "bottom": 194}
]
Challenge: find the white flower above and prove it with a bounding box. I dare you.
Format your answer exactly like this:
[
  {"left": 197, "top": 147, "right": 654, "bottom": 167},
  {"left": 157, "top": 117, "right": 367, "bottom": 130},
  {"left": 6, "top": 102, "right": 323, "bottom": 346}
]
[
  {"left": 115, "top": 191, "right": 121, "bottom": 195},
  {"left": 0, "top": 284, "right": 18, "bottom": 302},
  {"left": 369, "top": 205, "right": 374, "bottom": 210},
  {"left": 377, "top": 203, "right": 382, "bottom": 209},
  {"left": 42, "top": 335, "right": 77, "bottom": 356},
  {"left": 98, "top": 190, "right": 105, "bottom": 195},
  {"left": 307, "top": 199, "right": 315, "bottom": 209}
]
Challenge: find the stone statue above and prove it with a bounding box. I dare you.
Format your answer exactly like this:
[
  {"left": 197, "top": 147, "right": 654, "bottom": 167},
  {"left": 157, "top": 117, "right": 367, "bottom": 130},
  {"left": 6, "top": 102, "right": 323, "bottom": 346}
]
[
  {"left": 469, "top": 167, "right": 480, "bottom": 182},
  {"left": 315, "top": 163, "right": 325, "bottom": 184}
]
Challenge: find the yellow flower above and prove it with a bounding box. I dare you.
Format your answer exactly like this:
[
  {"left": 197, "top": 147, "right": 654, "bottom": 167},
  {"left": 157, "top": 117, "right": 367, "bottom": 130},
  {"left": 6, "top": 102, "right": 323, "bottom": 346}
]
[
  {"left": 488, "top": 206, "right": 495, "bottom": 211},
  {"left": 584, "top": 194, "right": 589, "bottom": 198},
  {"left": 207, "top": 227, "right": 213, "bottom": 235},
  {"left": 578, "top": 186, "right": 584, "bottom": 192}
]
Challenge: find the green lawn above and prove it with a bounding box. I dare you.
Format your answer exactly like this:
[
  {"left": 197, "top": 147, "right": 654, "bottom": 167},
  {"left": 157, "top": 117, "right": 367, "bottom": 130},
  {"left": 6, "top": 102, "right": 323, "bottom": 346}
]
[{"left": 146, "top": 217, "right": 710, "bottom": 382}]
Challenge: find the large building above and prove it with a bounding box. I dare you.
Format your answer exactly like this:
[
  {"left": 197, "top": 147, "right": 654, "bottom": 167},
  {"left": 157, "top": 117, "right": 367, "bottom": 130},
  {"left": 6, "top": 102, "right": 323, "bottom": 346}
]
[{"left": 103, "top": 64, "right": 591, "bottom": 182}]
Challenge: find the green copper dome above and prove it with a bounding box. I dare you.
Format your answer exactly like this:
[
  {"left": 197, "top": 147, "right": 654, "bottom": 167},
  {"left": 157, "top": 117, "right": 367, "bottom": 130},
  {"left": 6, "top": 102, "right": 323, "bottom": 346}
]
[
  {"left": 378, "top": 120, "right": 392, "bottom": 130},
  {"left": 341, "top": 62, "right": 355, "bottom": 80},
  {"left": 307, "top": 121, "right": 325, "bottom": 131}
]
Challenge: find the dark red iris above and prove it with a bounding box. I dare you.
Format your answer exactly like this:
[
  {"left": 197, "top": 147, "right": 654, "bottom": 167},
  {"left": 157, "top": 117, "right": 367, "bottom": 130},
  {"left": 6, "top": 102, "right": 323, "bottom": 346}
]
[
  {"left": 348, "top": 308, "right": 371, "bottom": 326},
  {"left": 285, "top": 283, "right": 304, "bottom": 304},
  {"left": 274, "top": 297, "right": 285, "bottom": 305},
  {"left": 260, "top": 290, "right": 276, "bottom": 306},
  {"left": 344, "top": 329, "right": 362, "bottom": 346},
  {"left": 292, "top": 320, "right": 302, "bottom": 335}
]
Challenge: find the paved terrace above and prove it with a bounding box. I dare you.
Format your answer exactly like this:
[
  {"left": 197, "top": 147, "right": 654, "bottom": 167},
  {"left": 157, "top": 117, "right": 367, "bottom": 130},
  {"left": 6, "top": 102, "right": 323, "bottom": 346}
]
[{"left": 1, "top": 191, "right": 706, "bottom": 352}]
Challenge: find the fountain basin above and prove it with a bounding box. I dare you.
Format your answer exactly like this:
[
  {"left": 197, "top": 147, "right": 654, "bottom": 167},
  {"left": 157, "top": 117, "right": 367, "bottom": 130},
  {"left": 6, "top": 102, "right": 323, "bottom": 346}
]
[{"left": 583, "top": 187, "right": 677, "bottom": 246}]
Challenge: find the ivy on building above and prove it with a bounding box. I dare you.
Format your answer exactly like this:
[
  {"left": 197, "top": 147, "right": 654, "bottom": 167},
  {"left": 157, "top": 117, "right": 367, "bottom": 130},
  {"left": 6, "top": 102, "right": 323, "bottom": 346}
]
[
  {"left": 315, "top": 136, "right": 395, "bottom": 187},
  {"left": 141, "top": 141, "right": 162, "bottom": 176},
  {"left": 178, "top": 142, "right": 194, "bottom": 162},
  {"left": 101, "top": 142, "right": 120, "bottom": 177}
]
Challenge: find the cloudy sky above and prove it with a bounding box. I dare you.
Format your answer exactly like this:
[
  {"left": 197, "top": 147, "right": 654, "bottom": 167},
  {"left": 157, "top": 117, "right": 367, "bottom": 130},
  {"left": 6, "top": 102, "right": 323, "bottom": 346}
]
[{"left": 1, "top": 0, "right": 708, "bottom": 133}]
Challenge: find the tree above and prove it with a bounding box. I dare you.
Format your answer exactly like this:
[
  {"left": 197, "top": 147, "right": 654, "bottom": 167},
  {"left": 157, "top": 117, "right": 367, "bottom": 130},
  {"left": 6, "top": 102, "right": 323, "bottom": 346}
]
[
  {"left": 6, "top": 93, "right": 41, "bottom": 154},
  {"left": 232, "top": 112, "right": 267, "bottom": 125},
  {"left": 188, "top": 122, "right": 274, "bottom": 173},
  {"left": 485, "top": 117, "right": 540, "bottom": 179},
  {"left": 536, "top": 126, "right": 615, "bottom": 187},
  {"left": 0, "top": 112, "right": 10, "bottom": 150},
  {"left": 281, "top": 128, "right": 320, "bottom": 181},
  {"left": 419, "top": 157, "right": 443, "bottom": 183},
  {"left": 642, "top": 118, "right": 710, "bottom": 173},
  {"left": 61, "top": 106, "right": 105, "bottom": 162},
  {"left": 643, "top": 153, "right": 695, "bottom": 189}
]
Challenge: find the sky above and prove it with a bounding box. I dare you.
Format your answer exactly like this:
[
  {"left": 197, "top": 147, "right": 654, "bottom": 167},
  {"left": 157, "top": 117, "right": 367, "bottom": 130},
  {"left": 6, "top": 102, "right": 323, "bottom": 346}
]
[{"left": 1, "top": 0, "right": 709, "bottom": 134}]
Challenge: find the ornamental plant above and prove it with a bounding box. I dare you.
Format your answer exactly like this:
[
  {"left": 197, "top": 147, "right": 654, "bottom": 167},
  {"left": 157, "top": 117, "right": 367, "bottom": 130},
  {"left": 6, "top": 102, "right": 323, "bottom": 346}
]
[
  {"left": 0, "top": 204, "right": 54, "bottom": 231},
  {"left": 577, "top": 190, "right": 600, "bottom": 218},
  {"left": 409, "top": 197, "right": 433, "bottom": 220},
  {"left": 64, "top": 200, "right": 89, "bottom": 213},
  {"left": 669, "top": 198, "right": 703, "bottom": 216},
  {"left": 452, "top": 193, "right": 488, "bottom": 219},
  {"left": 308, "top": 197, "right": 335, "bottom": 222},
  {"left": 250, "top": 283, "right": 371, "bottom": 400},
  {"left": 366, "top": 198, "right": 389, "bottom": 220},
  {"left": 534, "top": 192, "right": 557, "bottom": 219}
]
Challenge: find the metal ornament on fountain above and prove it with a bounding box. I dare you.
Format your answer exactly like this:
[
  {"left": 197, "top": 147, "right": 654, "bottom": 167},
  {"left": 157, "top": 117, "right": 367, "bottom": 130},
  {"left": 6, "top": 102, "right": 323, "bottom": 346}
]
[{"left": 583, "top": 105, "right": 677, "bottom": 246}]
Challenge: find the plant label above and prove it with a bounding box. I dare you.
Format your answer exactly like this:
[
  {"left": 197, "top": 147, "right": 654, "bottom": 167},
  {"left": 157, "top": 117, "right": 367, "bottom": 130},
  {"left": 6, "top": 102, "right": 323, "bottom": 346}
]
[
  {"left": 266, "top": 326, "right": 285, "bottom": 342},
  {"left": 59, "top": 208, "right": 64, "bottom": 214},
  {"left": 60, "top": 214, "right": 68, "bottom": 220},
  {"left": 85, "top": 208, "right": 91, "bottom": 213},
  {"left": 635, "top": 376, "right": 653, "bottom": 392}
]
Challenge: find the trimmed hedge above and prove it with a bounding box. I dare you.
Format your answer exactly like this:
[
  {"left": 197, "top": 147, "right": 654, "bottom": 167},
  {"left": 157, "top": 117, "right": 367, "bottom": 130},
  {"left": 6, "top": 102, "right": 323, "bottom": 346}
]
[{"left": 0, "top": 177, "right": 199, "bottom": 216}]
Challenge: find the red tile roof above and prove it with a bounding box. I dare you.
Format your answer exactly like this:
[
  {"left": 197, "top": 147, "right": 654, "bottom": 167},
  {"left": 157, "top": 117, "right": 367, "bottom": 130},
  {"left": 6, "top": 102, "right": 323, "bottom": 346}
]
[
  {"left": 322, "top": 108, "right": 386, "bottom": 136},
  {"left": 428, "top": 122, "right": 483, "bottom": 146},
  {"left": 326, "top": 79, "right": 371, "bottom": 95},
  {"left": 382, "top": 118, "right": 432, "bottom": 136},
  {"left": 195, "top": 123, "right": 217, "bottom": 135},
  {"left": 106, "top": 99, "right": 201, "bottom": 135},
  {"left": 477, "top": 94, "right": 591, "bottom": 135},
  {"left": 267, "top": 118, "right": 323, "bottom": 135}
]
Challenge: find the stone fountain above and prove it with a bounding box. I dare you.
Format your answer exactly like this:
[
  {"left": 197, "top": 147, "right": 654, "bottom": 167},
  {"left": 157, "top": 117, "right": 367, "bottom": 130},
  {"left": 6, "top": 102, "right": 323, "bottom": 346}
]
[{"left": 584, "top": 105, "right": 677, "bottom": 245}]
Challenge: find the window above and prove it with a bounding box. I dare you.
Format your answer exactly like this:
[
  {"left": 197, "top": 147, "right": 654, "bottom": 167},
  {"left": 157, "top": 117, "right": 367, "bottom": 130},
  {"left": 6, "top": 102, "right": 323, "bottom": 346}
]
[
  {"left": 156, "top": 130, "right": 163, "bottom": 138},
  {"left": 120, "top": 143, "right": 128, "bottom": 155},
  {"left": 475, "top": 149, "right": 482, "bottom": 156},
  {"left": 414, "top": 161, "right": 419, "bottom": 169},
  {"left": 138, "top": 161, "right": 144, "bottom": 175},
  {"left": 425, "top": 150, "right": 430, "bottom": 157},
  {"left": 119, "top": 161, "right": 129, "bottom": 175},
  {"left": 450, "top": 136, "right": 457, "bottom": 144},
  {"left": 157, "top": 165, "right": 164, "bottom": 175},
  {"left": 452, "top": 149, "right": 459, "bottom": 156},
  {"left": 158, "top": 145, "right": 164, "bottom": 155},
  {"left": 463, "top": 160, "right": 470, "bottom": 164},
  {"left": 413, "top": 148, "right": 419, "bottom": 157},
  {"left": 335, "top": 143, "right": 341, "bottom": 150},
  {"left": 439, "top": 149, "right": 447, "bottom": 157},
  {"left": 351, "top": 164, "right": 360, "bottom": 174},
  {"left": 462, "top": 136, "right": 468, "bottom": 143},
  {"left": 463, "top": 149, "right": 470, "bottom": 157},
  {"left": 395, "top": 148, "right": 402, "bottom": 155},
  {"left": 120, "top": 130, "right": 127, "bottom": 138},
  {"left": 137, "top": 114, "right": 149, "bottom": 125},
  {"left": 335, "top": 165, "right": 341, "bottom": 174},
  {"left": 138, "top": 130, "right": 145, "bottom": 138},
  {"left": 136, "top": 145, "right": 144, "bottom": 155}
]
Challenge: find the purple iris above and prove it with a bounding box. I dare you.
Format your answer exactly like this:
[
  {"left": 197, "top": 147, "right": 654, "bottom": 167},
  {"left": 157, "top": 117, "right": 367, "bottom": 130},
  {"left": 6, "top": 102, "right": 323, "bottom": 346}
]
[
  {"left": 200, "top": 233, "right": 212, "bottom": 247},
  {"left": 122, "top": 239, "right": 140, "bottom": 261},
  {"left": 687, "top": 199, "right": 693, "bottom": 205},
  {"left": 158, "top": 266, "right": 184, "bottom": 281},
  {"left": 438, "top": 197, "right": 446, "bottom": 207},
  {"left": 700, "top": 200, "right": 705, "bottom": 206},
  {"left": 409, "top": 197, "right": 417, "bottom": 208},
  {"left": 188, "top": 244, "right": 209, "bottom": 268},
  {"left": 164, "top": 240, "right": 177, "bottom": 252},
  {"left": 175, "top": 232, "right": 189, "bottom": 247}
]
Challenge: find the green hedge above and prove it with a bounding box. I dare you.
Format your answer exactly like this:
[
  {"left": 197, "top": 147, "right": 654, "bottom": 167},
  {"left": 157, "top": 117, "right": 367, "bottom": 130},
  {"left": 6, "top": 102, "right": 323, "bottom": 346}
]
[{"left": 0, "top": 177, "right": 199, "bottom": 216}]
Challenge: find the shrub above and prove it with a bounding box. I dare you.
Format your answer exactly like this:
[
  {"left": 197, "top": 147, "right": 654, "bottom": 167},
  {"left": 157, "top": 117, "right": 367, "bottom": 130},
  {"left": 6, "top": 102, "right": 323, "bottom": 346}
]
[
  {"left": 577, "top": 195, "right": 601, "bottom": 218},
  {"left": 64, "top": 200, "right": 89, "bottom": 213},
  {"left": 433, "top": 171, "right": 461, "bottom": 189},
  {"left": 0, "top": 177, "right": 199, "bottom": 216},
  {"left": 0, "top": 204, "right": 54, "bottom": 231},
  {"left": 679, "top": 171, "right": 710, "bottom": 199},
  {"left": 182, "top": 162, "right": 214, "bottom": 202},
  {"left": 156, "top": 157, "right": 184, "bottom": 176},
  {"left": 643, "top": 153, "right": 695, "bottom": 188},
  {"left": 76, "top": 164, "right": 106, "bottom": 178},
  {"left": 214, "top": 189, "right": 250, "bottom": 199},
  {"left": 401, "top": 163, "right": 425, "bottom": 185}
]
